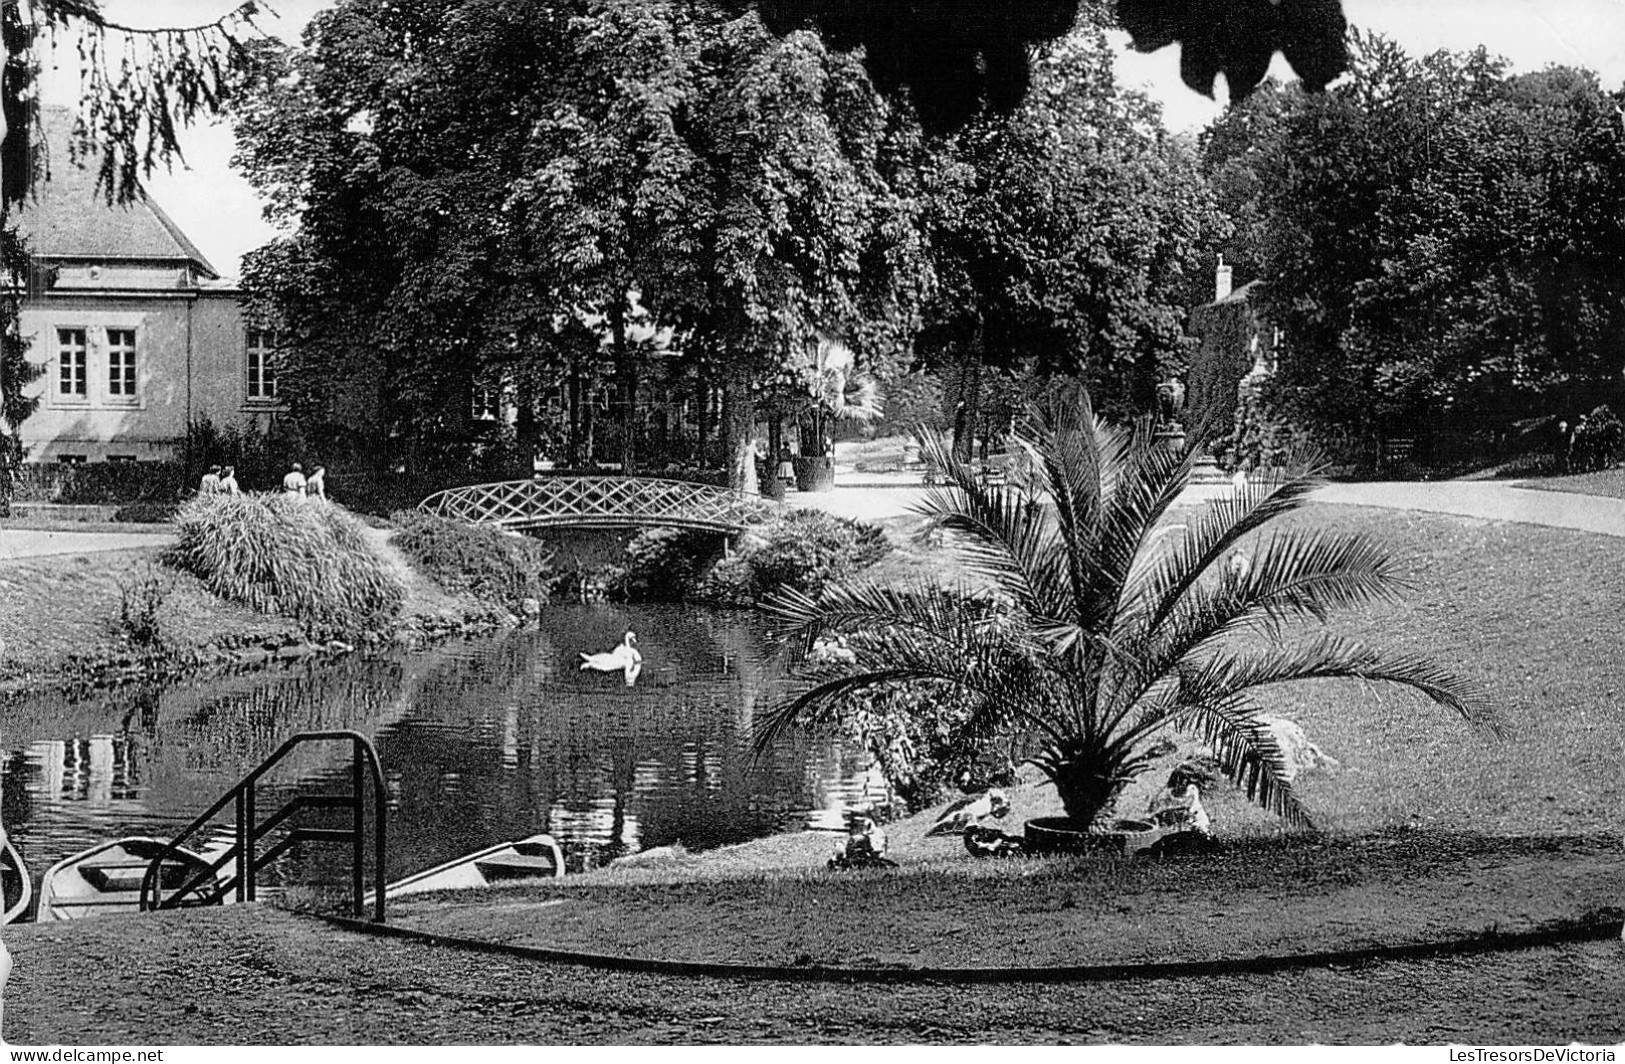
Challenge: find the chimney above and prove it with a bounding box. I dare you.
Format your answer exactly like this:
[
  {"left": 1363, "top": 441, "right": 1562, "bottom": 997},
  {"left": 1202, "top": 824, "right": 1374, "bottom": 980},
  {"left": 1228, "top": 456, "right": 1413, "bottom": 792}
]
[{"left": 1215, "top": 255, "right": 1233, "bottom": 302}]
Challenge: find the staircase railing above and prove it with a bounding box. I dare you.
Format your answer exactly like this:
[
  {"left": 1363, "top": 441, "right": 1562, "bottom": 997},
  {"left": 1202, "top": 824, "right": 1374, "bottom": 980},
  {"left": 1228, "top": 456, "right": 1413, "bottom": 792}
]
[{"left": 140, "top": 730, "right": 387, "bottom": 923}]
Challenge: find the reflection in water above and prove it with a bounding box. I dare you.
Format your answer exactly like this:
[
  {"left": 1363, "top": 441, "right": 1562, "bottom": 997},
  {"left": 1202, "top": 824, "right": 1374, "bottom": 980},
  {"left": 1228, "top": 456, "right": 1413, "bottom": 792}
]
[{"left": 0, "top": 604, "right": 887, "bottom": 885}]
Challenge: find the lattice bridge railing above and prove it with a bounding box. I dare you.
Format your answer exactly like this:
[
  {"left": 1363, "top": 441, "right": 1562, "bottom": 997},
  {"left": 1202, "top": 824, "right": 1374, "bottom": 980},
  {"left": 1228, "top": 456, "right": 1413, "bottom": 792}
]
[{"left": 418, "top": 477, "right": 778, "bottom": 533}]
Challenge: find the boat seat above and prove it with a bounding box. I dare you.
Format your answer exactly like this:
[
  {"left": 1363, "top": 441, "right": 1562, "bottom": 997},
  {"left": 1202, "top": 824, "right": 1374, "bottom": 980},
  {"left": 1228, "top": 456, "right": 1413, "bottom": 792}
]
[
  {"left": 80, "top": 862, "right": 201, "bottom": 893},
  {"left": 474, "top": 853, "right": 559, "bottom": 880}
]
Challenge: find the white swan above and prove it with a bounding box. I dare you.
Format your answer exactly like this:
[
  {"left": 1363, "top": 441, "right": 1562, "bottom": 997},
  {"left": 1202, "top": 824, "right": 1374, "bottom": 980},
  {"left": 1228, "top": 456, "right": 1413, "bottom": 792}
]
[{"left": 580, "top": 631, "right": 642, "bottom": 685}]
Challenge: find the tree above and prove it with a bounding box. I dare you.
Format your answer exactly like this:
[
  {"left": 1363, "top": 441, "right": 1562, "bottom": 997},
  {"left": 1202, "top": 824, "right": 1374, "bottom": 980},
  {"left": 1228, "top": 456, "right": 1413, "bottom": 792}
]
[
  {"left": 1211, "top": 34, "right": 1625, "bottom": 461},
  {"left": 760, "top": 390, "right": 1493, "bottom": 830},
  {"left": 2, "top": 1, "right": 263, "bottom": 209},
  {"left": 240, "top": 0, "right": 929, "bottom": 488},
  {"left": 916, "top": 25, "right": 1224, "bottom": 454},
  {"left": 236, "top": 0, "right": 583, "bottom": 470}
]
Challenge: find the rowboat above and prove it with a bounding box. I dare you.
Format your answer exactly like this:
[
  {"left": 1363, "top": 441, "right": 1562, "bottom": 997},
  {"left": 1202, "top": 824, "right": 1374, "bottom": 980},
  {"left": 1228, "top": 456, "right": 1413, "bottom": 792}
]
[
  {"left": 1, "top": 835, "right": 31, "bottom": 924},
  {"left": 35, "top": 836, "right": 231, "bottom": 921},
  {"left": 372, "top": 833, "right": 565, "bottom": 902}
]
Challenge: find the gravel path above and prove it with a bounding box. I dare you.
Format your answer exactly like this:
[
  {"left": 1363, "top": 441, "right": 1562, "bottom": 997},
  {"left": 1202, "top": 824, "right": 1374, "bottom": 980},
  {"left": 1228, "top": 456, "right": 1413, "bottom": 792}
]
[
  {"left": 788, "top": 472, "right": 1625, "bottom": 535},
  {"left": 5, "top": 907, "right": 1623, "bottom": 1045},
  {"left": 0, "top": 527, "right": 174, "bottom": 560}
]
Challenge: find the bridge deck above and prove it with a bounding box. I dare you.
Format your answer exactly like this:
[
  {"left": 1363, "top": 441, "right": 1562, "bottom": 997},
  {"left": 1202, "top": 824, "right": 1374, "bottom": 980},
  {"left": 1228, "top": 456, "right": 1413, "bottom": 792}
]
[{"left": 419, "top": 476, "right": 777, "bottom": 533}]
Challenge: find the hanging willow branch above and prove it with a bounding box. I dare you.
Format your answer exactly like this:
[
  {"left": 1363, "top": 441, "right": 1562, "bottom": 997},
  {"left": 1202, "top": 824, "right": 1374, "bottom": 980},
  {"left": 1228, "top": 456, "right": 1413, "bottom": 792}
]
[{"left": 3, "top": 0, "right": 269, "bottom": 206}]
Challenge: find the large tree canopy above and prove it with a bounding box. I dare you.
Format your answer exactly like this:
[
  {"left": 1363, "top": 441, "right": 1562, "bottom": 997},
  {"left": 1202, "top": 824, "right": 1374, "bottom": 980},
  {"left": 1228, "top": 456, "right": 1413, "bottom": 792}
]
[
  {"left": 1204, "top": 32, "right": 1625, "bottom": 458},
  {"left": 238, "top": 0, "right": 928, "bottom": 485},
  {"left": 917, "top": 25, "right": 1225, "bottom": 446}
]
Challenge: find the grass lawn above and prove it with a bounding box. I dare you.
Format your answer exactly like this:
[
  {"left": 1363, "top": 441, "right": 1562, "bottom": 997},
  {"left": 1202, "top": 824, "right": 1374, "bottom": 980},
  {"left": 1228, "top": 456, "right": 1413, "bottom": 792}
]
[
  {"left": 1516, "top": 467, "right": 1625, "bottom": 499},
  {"left": 391, "top": 503, "right": 1625, "bottom": 968}
]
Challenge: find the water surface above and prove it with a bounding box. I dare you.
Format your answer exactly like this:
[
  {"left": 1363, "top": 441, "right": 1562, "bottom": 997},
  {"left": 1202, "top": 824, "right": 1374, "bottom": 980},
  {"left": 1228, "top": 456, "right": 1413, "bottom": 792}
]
[{"left": 1, "top": 604, "right": 884, "bottom": 889}]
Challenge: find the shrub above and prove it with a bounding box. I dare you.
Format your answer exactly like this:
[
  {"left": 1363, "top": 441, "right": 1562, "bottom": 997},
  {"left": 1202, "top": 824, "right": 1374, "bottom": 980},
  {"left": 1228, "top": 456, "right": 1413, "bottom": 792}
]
[
  {"left": 170, "top": 494, "right": 406, "bottom": 636},
  {"left": 1571, "top": 405, "right": 1625, "bottom": 473},
  {"left": 621, "top": 527, "right": 719, "bottom": 601},
  {"left": 113, "top": 500, "right": 179, "bottom": 524},
  {"left": 835, "top": 680, "right": 1017, "bottom": 814},
  {"left": 689, "top": 553, "right": 756, "bottom": 607},
  {"left": 747, "top": 509, "right": 889, "bottom": 599},
  {"left": 13, "top": 461, "right": 185, "bottom": 504},
  {"left": 389, "top": 510, "right": 556, "bottom": 610},
  {"left": 620, "top": 510, "right": 889, "bottom": 607},
  {"left": 115, "top": 563, "right": 169, "bottom": 653}
]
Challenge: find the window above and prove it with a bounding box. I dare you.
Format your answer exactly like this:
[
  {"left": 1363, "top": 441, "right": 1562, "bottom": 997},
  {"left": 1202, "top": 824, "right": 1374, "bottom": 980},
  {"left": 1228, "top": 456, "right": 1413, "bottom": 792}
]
[
  {"left": 57, "top": 454, "right": 86, "bottom": 465},
  {"left": 57, "top": 329, "right": 87, "bottom": 398},
  {"left": 107, "top": 455, "right": 137, "bottom": 464},
  {"left": 471, "top": 385, "right": 499, "bottom": 422},
  {"left": 246, "top": 328, "right": 279, "bottom": 402},
  {"left": 107, "top": 328, "right": 138, "bottom": 399}
]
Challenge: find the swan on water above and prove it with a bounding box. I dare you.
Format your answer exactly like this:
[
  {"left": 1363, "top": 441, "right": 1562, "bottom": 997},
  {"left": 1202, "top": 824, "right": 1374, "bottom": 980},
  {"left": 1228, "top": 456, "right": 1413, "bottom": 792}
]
[{"left": 581, "top": 631, "right": 642, "bottom": 685}]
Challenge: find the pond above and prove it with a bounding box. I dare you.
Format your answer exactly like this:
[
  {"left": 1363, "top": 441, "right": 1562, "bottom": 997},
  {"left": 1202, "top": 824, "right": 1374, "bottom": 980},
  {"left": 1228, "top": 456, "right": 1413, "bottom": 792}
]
[{"left": 0, "top": 604, "right": 886, "bottom": 891}]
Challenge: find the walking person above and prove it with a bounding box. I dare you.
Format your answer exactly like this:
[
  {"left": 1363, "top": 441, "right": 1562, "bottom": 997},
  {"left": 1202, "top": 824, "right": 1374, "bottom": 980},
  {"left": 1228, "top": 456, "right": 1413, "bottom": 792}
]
[
  {"left": 282, "top": 462, "right": 308, "bottom": 499},
  {"left": 217, "top": 466, "right": 240, "bottom": 495},
  {"left": 775, "top": 445, "right": 795, "bottom": 490},
  {"left": 306, "top": 465, "right": 327, "bottom": 501}
]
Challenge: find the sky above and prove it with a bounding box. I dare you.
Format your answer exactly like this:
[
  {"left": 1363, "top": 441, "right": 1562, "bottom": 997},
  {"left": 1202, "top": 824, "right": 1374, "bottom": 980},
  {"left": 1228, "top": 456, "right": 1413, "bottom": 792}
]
[{"left": 37, "top": 0, "right": 1625, "bottom": 278}]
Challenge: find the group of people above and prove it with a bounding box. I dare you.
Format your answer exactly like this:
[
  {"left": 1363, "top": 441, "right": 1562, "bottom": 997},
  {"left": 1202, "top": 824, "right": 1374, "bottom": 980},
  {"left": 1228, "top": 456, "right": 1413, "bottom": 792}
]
[
  {"left": 280, "top": 462, "right": 327, "bottom": 500},
  {"left": 197, "top": 465, "right": 241, "bottom": 495},
  {"left": 197, "top": 462, "right": 327, "bottom": 500}
]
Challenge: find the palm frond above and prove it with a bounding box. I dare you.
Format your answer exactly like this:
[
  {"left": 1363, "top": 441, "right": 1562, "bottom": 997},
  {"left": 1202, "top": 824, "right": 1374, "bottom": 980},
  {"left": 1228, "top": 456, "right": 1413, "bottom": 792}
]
[
  {"left": 1173, "top": 694, "right": 1315, "bottom": 829},
  {"left": 753, "top": 623, "right": 1070, "bottom": 755},
  {"left": 1171, "top": 633, "right": 1501, "bottom": 736},
  {"left": 1136, "top": 467, "right": 1328, "bottom": 636},
  {"left": 1104, "top": 526, "right": 1413, "bottom": 728},
  {"left": 912, "top": 426, "right": 1073, "bottom": 620}
]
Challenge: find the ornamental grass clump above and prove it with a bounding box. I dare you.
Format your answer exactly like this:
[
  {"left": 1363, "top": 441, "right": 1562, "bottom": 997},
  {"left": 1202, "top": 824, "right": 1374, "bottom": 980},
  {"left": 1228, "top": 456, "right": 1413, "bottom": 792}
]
[
  {"left": 171, "top": 493, "right": 406, "bottom": 636},
  {"left": 761, "top": 388, "right": 1499, "bottom": 832}
]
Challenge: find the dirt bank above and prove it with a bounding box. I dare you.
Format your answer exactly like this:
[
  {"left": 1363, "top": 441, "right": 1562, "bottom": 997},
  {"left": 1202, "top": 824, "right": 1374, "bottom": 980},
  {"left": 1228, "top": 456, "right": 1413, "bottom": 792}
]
[{"left": 0, "top": 525, "right": 511, "bottom": 699}]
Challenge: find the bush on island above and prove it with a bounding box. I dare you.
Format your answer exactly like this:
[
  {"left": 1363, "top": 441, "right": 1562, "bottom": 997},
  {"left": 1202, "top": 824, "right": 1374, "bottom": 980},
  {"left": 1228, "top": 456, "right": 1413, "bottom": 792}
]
[
  {"left": 388, "top": 510, "right": 557, "bottom": 611},
  {"left": 171, "top": 493, "right": 406, "bottom": 636},
  {"left": 623, "top": 509, "right": 891, "bottom": 607},
  {"left": 622, "top": 527, "right": 717, "bottom": 601}
]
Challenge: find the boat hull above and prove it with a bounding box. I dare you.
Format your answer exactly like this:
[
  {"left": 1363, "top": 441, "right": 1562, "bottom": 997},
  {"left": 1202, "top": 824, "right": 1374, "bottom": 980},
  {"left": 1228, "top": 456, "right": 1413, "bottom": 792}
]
[
  {"left": 36, "top": 837, "right": 229, "bottom": 921},
  {"left": 373, "top": 833, "right": 564, "bottom": 903}
]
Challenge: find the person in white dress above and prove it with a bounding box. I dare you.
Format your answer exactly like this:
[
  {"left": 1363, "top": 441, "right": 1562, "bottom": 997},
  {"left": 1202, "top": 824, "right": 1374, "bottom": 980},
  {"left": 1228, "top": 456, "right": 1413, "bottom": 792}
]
[{"left": 282, "top": 463, "right": 308, "bottom": 499}]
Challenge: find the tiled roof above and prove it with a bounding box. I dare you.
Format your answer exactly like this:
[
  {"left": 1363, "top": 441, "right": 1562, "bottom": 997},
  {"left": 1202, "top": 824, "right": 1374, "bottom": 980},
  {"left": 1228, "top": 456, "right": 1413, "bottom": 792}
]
[{"left": 9, "top": 107, "right": 219, "bottom": 279}]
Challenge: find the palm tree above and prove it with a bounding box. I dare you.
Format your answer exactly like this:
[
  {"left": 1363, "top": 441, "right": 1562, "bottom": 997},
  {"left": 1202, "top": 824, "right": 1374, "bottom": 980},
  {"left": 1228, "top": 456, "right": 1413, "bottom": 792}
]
[
  {"left": 759, "top": 389, "right": 1495, "bottom": 830},
  {"left": 798, "top": 335, "right": 882, "bottom": 456}
]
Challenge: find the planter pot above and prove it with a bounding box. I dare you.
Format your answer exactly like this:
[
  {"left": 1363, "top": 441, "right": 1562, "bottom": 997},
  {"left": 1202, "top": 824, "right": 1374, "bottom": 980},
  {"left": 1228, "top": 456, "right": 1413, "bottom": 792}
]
[
  {"left": 1024, "top": 816, "right": 1165, "bottom": 857},
  {"left": 793, "top": 455, "right": 835, "bottom": 493}
]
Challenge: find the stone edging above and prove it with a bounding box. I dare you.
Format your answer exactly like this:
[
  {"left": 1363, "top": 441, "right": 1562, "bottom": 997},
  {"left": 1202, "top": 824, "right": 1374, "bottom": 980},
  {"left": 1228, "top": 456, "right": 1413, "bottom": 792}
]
[{"left": 312, "top": 911, "right": 1623, "bottom": 985}]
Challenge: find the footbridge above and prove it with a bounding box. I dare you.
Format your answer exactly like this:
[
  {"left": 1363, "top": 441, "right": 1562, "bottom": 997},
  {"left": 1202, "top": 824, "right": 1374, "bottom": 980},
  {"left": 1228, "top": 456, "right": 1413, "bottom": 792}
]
[{"left": 418, "top": 476, "right": 778, "bottom": 533}]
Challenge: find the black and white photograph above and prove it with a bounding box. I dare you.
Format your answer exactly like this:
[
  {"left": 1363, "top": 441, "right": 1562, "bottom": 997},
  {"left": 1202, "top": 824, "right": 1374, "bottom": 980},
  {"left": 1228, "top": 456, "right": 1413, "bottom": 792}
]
[{"left": 0, "top": 0, "right": 1621, "bottom": 1049}]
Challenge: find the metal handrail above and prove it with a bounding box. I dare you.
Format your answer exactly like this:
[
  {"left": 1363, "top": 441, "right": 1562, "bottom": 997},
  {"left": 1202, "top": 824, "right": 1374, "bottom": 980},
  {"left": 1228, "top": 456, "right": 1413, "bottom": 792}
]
[{"left": 140, "top": 730, "right": 388, "bottom": 923}]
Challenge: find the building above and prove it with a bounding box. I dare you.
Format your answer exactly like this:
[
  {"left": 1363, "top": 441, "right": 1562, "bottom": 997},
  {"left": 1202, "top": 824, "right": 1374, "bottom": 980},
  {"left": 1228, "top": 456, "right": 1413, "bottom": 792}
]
[
  {"left": 7, "top": 108, "right": 280, "bottom": 464},
  {"left": 1185, "top": 258, "right": 1279, "bottom": 447}
]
